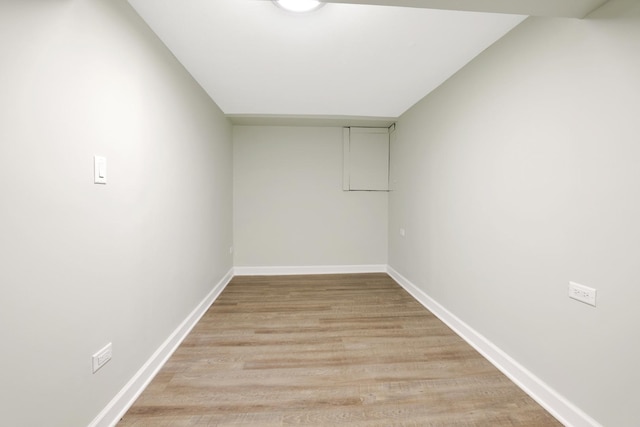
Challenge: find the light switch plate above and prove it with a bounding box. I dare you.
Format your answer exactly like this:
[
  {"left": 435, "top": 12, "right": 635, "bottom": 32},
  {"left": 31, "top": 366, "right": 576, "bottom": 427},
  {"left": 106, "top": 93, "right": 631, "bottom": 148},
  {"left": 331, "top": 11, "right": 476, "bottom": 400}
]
[{"left": 94, "top": 156, "right": 107, "bottom": 184}]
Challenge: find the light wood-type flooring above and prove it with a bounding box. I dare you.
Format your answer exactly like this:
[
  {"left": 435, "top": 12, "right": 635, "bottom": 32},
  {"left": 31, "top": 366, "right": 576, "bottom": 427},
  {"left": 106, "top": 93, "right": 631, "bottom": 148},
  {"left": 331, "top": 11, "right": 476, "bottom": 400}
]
[{"left": 119, "top": 273, "right": 561, "bottom": 426}]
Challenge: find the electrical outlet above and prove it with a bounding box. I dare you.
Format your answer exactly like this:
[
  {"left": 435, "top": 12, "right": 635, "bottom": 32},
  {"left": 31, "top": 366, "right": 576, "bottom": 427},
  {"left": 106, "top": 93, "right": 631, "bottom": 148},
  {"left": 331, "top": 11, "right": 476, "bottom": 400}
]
[
  {"left": 399, "top": 228, "right": 406, "bottom": 237},
  {"left": 92, "top": 343, "right": 112, "bottom": 373},
  {"left": 568, "top": 282, "right": 597, "bottom": 307}
]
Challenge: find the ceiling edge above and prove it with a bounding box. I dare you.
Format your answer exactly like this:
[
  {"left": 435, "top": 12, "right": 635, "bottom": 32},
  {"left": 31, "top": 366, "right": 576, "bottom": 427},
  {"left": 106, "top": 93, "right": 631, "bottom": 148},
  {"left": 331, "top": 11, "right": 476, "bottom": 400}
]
[
  {"left": 227, "top": 114, "right": 397, "bottom": 128},
  {"left": 319, "top": 0, "right": 610, "bottom": 18}
]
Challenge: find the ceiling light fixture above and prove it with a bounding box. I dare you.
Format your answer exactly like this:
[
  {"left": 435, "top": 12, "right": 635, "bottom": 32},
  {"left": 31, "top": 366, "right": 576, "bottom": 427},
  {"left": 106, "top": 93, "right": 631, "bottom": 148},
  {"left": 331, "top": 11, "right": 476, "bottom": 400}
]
[{"left": 273, "top": 0, "right": 324, "bottom": 13}]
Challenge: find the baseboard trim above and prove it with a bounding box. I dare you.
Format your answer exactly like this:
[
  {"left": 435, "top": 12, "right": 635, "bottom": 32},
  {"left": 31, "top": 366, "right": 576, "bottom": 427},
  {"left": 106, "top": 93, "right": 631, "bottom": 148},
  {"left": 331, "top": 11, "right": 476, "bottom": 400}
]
[
  {"left": 234, "top": 264, "right": 388, "bottom": 276},
  {"left": 386, "top": 266, "right": 601, "bottom": 427},
  {"left": 88, "top": 267, "right": 234, "bottom": 427},
  {"left": 90, "top": 265, "right": 599, "bottom": 427}
]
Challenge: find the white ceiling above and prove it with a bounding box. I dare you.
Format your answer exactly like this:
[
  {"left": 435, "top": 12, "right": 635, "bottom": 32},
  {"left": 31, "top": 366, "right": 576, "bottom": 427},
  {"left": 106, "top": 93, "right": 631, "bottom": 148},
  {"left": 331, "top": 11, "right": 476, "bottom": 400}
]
[{"left": 128, "top": 0, "right": 607, "bottom": 121}]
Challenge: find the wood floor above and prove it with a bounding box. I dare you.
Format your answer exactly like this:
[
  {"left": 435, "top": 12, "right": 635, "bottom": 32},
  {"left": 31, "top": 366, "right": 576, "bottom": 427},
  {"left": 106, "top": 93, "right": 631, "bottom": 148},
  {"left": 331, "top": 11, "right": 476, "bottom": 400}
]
[{"left": 119, "top": 274, "right": 561, "bottom": 426}]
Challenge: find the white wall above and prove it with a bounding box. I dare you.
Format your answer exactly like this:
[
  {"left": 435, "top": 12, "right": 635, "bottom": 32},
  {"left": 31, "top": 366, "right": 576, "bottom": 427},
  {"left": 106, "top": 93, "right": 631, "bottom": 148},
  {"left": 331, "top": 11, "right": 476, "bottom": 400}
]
[
  {"left": 234, "top": 126, "right": 388, "bottom": 269},
  {"left": 0, "top": 1, "right": 233, "bottom": 426},
  {"left": 389, "top": 0, "right": 640, "bottom": 425}
]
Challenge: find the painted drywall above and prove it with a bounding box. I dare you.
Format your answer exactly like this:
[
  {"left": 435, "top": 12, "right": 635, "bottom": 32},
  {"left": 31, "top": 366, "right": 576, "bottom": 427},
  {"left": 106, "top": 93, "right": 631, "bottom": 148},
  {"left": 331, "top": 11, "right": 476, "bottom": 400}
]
[
  {"left": 389, "top": 0, "right": 640, "bottom": 425},
  {"left": 0, "top": 1, "right": 232, "bottom": 426},
  {"left": 234, "top": 126, "right": 388, "bottom": 268}
]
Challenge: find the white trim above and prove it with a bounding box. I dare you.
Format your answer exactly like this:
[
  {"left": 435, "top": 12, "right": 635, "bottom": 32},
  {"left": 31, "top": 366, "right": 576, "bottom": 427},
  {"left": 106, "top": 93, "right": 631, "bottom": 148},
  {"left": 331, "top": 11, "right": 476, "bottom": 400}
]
[
  {"left": 88, "top": 268, "right": 234, "bottom": 427},
  {"left": 386, "top": 266, "right": 602, "bottom": 427},
  {"left": 343, "top": 127, "right": 350, "bottom": 191},
  {"left": 234, "top": 264, "right": 387, "bottom": 276},
  {"left": 89, "top": 265, "right": 600, "bottom": 427}
]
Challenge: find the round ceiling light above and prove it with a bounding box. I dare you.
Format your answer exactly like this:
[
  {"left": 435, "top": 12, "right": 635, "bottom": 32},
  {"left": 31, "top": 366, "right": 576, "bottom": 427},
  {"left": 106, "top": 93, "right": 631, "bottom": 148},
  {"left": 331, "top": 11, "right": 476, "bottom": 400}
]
[{"left": 273, "top": 0, "right": 325, "bottom": 13}]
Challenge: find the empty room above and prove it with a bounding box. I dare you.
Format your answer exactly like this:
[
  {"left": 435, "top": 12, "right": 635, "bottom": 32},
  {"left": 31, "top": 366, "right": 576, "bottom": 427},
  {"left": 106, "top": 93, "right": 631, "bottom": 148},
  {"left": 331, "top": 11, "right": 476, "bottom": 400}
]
[{"left": 1, "top": 0, "right": 639, "bottom": 426}]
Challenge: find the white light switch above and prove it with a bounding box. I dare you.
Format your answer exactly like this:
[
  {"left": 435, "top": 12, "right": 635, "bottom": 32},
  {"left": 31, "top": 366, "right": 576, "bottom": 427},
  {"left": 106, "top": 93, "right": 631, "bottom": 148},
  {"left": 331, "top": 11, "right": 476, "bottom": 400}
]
[{"left": 94, "top": 156, "right": 107, "bottom": 184}]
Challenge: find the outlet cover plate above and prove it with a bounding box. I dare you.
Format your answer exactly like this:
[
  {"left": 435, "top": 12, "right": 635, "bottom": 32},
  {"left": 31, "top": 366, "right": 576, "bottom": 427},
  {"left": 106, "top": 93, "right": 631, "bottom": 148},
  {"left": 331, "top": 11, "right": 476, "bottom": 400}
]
[
  {"left": 569, "top": 282, "right": 597, "bottom": 307},
  {"left": 92, "top": 342, "right": 112, "bottom": 373}
]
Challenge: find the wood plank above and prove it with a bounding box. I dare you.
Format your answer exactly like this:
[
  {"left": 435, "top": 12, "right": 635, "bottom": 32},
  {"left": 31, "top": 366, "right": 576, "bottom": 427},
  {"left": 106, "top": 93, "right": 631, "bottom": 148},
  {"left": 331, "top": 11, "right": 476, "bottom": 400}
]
[{"left": 119, "top": 273, "right": 561, "bottom": 426}]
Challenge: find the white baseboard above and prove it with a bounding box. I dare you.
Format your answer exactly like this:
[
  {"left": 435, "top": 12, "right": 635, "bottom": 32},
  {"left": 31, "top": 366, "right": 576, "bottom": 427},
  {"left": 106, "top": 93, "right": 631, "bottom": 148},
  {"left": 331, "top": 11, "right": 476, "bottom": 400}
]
[
  {"left": 234, "top": 264, "right": 387, "bottom": 276},
  {"left": 88, "top": 268, "right": 234, "bottom": 427},
  {"left": 386, "top": 266, "right": 601, "bottom": 427},
  {"left": 90, "top": 265, "right": 599, "bottom": 427}
]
